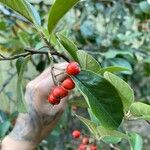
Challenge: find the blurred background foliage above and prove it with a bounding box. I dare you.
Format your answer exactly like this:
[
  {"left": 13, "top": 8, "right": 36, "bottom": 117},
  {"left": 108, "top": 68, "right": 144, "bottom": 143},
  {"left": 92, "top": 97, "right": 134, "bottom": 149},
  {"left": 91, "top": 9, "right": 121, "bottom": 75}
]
[{"left": 0, "top": 0, "right": 150, "bottom": 149}]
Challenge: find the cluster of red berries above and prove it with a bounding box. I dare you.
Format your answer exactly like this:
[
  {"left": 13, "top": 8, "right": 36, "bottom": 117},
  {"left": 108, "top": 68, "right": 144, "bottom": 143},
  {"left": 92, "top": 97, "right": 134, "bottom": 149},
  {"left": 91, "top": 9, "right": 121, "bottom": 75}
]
[
  {"left": 48, "top": 62, "right": 80, "bottom": 105},
  {"left": 72, "top": 130, "right": 98, "bottom": 150}
]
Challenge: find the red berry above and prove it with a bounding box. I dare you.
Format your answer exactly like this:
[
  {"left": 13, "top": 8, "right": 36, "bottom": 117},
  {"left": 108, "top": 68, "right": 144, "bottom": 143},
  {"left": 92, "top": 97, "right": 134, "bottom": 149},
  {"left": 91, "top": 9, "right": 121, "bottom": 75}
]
[
  {"left": 52, "top": 86, "right": 68, "bottom": 98},
  {"left": 82, "top": 137, "right": 89, "bottom": 145},
  {"left": 77, "top": 144, "right": 87, "bottom": 150},
  {"left": 66, "top": 62, "right": 80, "bottom": 76},
  {"left": 62, "top": 77, "right": 75, "bottom": 90},
  {"left": 90, "top": 145, "right": 97, "bottom": 150},
  {"left": 72, "top": 130, "right": 81, "bottom": 138},
  {"left": 48, "top": 94, "right": 60, "bottom": 104}
]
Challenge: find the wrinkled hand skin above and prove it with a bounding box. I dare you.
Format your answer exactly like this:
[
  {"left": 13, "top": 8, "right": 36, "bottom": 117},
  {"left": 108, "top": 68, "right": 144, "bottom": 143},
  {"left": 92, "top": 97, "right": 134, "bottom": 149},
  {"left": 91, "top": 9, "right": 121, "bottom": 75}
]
[{"left": 2, "top": 63, "right": 68, "bottom": 149}]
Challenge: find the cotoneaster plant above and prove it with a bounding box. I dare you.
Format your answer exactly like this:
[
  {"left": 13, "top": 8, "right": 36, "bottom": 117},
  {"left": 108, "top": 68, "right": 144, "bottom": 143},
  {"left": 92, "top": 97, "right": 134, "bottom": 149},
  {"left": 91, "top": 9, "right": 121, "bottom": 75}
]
[{"left": 0, "top": 0, "right": 150, "bottom": 150}]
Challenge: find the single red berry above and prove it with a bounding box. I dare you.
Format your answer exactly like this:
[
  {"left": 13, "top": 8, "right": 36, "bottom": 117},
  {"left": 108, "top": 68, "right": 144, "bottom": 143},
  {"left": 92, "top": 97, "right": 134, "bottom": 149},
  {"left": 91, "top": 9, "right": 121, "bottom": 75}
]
[
  {"left": 72, "top": 130, "right": 81, "bottom": 138},
  {"left": 48, "top": 94, "right": 60, "bottom": 104},
  {"left": 62, "top": 77, "right": 75, "bottom": 90},
  {"left": 66, "top": 61, "right": 80, "bottom": 76},
  {"left": 82, "top": 137, "right": 89, "bottom": 145},
  {"left": 90, "top": 145, "right": 97, "bottom": 150},
  {"left": 77, "top": 144, "right": 87, "bottom": 150},
  {"left": 52, "top": 86, "right": 68, "bottom": 98}
]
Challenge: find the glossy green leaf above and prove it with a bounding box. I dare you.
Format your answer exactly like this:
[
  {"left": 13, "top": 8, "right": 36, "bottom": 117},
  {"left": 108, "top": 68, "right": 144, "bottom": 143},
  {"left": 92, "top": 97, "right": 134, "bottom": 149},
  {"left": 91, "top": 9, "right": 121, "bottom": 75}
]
[
  {"left": 104, "top": 72, "right": 134, "bottom": 111},
  {"left": 130, "top": 102, "right": 150, "bottom": 120},
  {"left": 77, "top": 50, "right": 101, "bottom": 73},
  {"left": 76, "top": 115, "right": 127, "bottom": 140},
  {"left": 129, "top": 133, "right": 143, "bottom": 150},
  {"left": 48, "top": 0, "right": 80, "bottom": 34},
  {"left": 0, "top": 121, "right": 11, "bottom": 137},
  {"left": 73, "top": 70, "right": 124, "bottom": 129},
  {"left": 139, "top": 1, "right": 150, "bottom": 15},
  {"left": 16, "top": 57, "right": 29, "bottom": 112},
  {"left": 57, "top": 33, "right": 78, "bottom": 61},
  {"left": 0, "top": 0, "right": 41, "bottom": 26},
  {"left": 98, "top": 66, "right": 129, "bottom": 74}
]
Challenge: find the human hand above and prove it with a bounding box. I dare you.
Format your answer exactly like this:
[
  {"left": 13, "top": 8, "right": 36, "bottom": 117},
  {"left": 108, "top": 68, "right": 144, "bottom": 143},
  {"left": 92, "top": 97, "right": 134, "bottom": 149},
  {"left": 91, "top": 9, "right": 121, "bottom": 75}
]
[{"left": 2, "top": 62, "right": 69, "bottom": 149}]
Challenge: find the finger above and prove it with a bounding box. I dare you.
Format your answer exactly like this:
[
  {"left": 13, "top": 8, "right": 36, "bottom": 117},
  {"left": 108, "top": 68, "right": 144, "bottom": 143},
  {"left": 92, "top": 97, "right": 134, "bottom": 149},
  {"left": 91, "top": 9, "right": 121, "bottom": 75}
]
[
  {"left": 36, "top": 71, "right": 67, "bottom": 99},
  {"left": 31, "top": 62, "right": 68, "bottom": 84},
  {"left": 52, "top": 95, "right": 69, "bottom": 112}
]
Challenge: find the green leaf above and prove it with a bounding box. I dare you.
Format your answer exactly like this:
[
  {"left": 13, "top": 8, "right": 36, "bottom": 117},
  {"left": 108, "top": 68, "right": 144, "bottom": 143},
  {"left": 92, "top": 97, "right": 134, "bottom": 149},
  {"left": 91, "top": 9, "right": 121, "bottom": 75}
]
[
  {"left": 102, "top": 136, "right": 122, "bottom": 144},
  {"left": 102, "top": 50, "right": 133, "bottom": 59},
  {"left": 48, "top": 0, "right": 80, "bottom": 34},
  {"left": 57, "top": 33, "right": 78, "bottom": 61},
  {"left": 104, "top": 72, "right": 134, "bottom": 111},
  {"left": 139, "top": 1, "right": 150, "bottom": 15},
  {"left": 76, "top": 115, "right": 127, "bottom": 140},
  {"left": 98, "top": 66, "right": 129, "bottom": 74},
  {"left": 73, "top": 70, "right": 124, "bottom": 129},
  {"left": 130, "top": 102, "right": 150, "bottom": 120},
  {"left": 16, "top": 57, "right": 29, "bottom": 112},
  {"left": 129, "top": 133, "right": 143, "bottom": 150},
  {"left": 0, "top": 0, "right": 41, "bottom": 26},
  {"left": 96, "top": 126, "right": 128, "bottom": 141},
  {"left": 76, "top": 115, "right": 98, "bottom": 137},
  {"left": 107, "top": 58, "right": 133, "bottom": 75},
  {"left": 69, "top": 99, "right": 88, "bottom": 108},
  {"left": 0, "top": 121, "right": 11, "bottom": 138},
  {"left": 88, "top": 108, "right": 100, "bottom": 126},
  {"left": 77, "top": 50, "right": 101, "bottom": 73}
]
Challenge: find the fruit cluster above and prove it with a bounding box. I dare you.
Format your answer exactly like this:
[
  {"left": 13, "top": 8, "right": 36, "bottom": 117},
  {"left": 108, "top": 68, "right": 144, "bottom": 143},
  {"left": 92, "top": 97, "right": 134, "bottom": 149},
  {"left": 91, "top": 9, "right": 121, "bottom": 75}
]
[
  {"left": 48, "top": 62, "right": 80, "bottom": 105},
  {"left": 72, "top": 130, "right": 98, "bottom": 150}
]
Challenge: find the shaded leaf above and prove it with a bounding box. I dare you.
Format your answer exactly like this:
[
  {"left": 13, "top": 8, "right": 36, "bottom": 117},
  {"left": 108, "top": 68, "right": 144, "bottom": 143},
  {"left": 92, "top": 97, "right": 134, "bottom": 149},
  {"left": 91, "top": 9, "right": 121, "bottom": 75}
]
[
  {"left": 77, "top": 50, "right": 101, "bottom": 73},
  {"left": 104, "top": 72, "right": 134, "bottom": 111},
  {"left": 48, "top": 0, "right": 80, "bottom": 34},
  {"left": 73, "top": 70, "right": 124, "bottom": 129},
  {"left": 16, "top": 57, "right": 29, "bottom": 112},
  {"left": 0, "top": 121, "right": 11, "bottom": 137}
]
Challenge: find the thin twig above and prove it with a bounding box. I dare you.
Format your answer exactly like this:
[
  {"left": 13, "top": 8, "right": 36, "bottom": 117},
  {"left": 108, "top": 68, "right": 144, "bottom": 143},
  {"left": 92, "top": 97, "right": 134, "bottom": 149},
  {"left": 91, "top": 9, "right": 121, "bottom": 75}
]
[
  {"left": 0, "top": 72, "right": 17, "bottom": 94},
  {"left": 146, "top": 121, "right": 150, "bottom": 125},
  {"left": 0, "top": 52, "right": 30, "bottom": 61},
  {"left": 51, "top": 66, "right": 59, "bottom": 86},
  {"left": 0, "top": 48, "right": 69, "bottom": 62}
]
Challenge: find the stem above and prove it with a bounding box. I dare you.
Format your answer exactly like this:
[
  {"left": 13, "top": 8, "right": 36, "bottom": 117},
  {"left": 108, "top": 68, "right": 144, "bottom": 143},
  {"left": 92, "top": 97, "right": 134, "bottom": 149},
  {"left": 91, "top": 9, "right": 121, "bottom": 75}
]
[{"left": 0, "top": 48, "right": 69, "bottom": 62}]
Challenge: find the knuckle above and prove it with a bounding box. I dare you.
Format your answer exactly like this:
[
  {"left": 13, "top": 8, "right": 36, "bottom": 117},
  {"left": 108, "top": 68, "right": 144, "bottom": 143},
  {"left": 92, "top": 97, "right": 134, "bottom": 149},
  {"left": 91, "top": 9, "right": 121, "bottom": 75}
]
[
  {"left": 26, "top": 82, "right": 34, "bottom": 91},
  {"left": 26, "top": 82, "right": 40, "bottom": 92}
]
